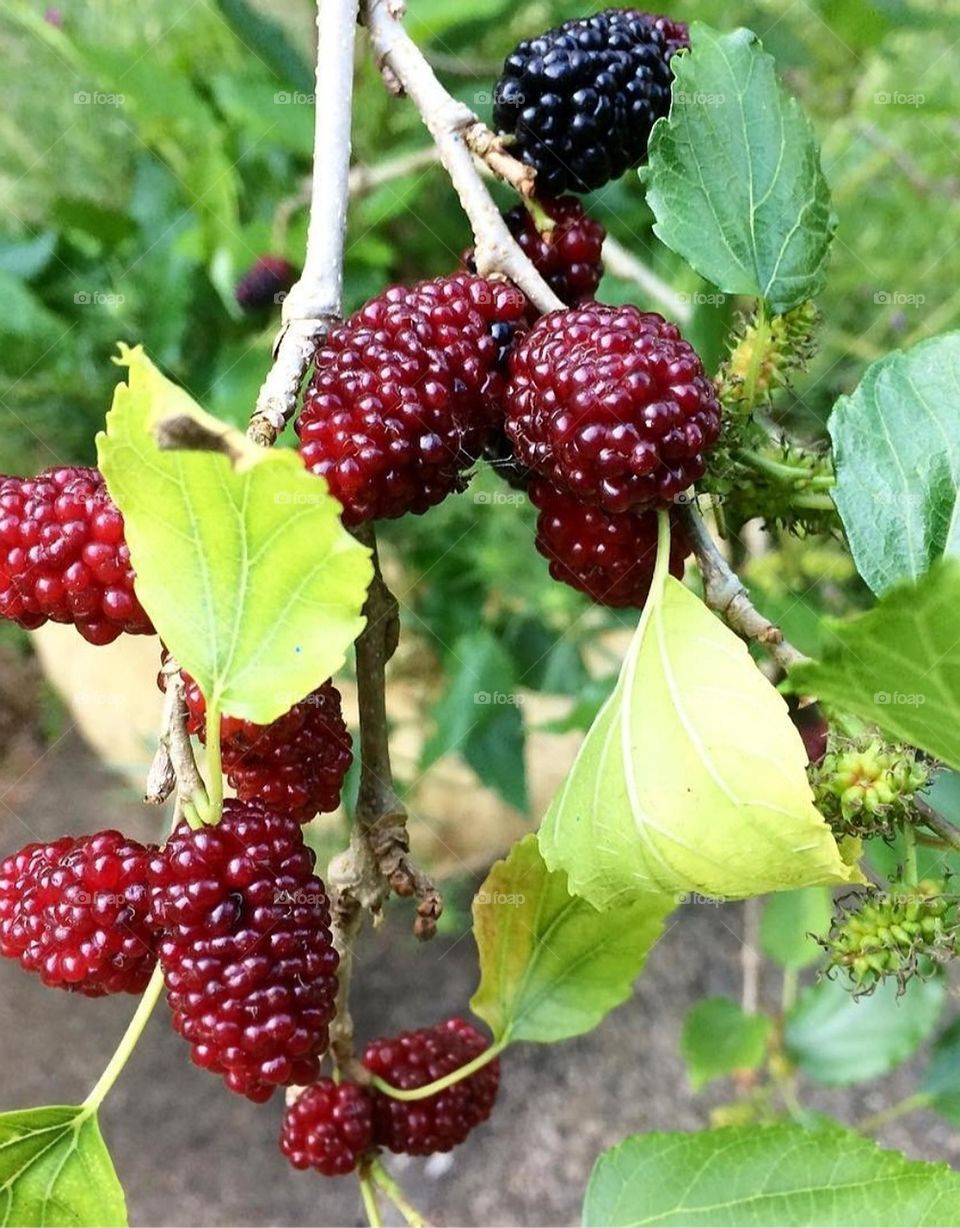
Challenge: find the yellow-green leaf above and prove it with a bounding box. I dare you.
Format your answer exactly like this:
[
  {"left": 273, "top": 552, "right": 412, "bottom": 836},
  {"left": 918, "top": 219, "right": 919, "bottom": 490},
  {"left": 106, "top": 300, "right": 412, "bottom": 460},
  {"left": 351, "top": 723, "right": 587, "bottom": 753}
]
[
  {"left": 470, "top": 835, "right": 672, "bottom": 1044},
  {"left": 0, "top": 1106, "right": 126, "bottom": 1227},
  {"left": 540, "top": 571, "right": 861, "bottom": 907},
  {"left": 97, "top": 345, "right": 372, "bottom": 723}
]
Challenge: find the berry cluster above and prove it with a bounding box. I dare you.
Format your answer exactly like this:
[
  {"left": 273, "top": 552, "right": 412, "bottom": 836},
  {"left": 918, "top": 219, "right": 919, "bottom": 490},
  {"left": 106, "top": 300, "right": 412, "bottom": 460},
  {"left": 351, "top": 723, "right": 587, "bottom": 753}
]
[
  {"left": 178, "top": 674, "right": 352, "bottom": 824},
  {"left": 148, "top": 801, "right": 339, "bottom": 1101},
  {"left": 493, "top": 9, "right": 688, "bottom": 194},
  {"left": 297, "top": 274, "right": 527, "bottom": 524},
  {"left": 824, "top": 881, "right": 958, "bottom": 994},
  {"left": 505, "top": 304, "right": 721, "bottom": 513},
  {"left": 0, "top": 467, "right": 152, "bottom": 645},
  {"left": 530, "top": 480, "right": 687, "bottom": 607},
  {"left": 1, "top": 801, "right": 340, "bottom": 1105},
  {"left": 281, "top": 1017, "right": 499, "bottom": 1176},
  {"left": 813, "top": 738, "right": 931, "bottom": 838},
  {"left": 465, "top": 196, "right": 605, "bottom": 307},
  {"left": 0, "top": 830, "right": 156, "bottom": 996}
]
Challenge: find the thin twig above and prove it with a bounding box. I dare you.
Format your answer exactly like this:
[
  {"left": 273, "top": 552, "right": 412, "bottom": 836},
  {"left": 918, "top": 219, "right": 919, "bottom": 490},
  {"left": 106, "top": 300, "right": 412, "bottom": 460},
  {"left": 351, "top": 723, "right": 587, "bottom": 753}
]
[
  {"left": 249, "top": 0, "right": 361, "bottom": 445},
  {"left": 274, "top": 146, "right": 442, "bottom": 243},
  {"left": 740, "top": 897, "right": 761, "bottom": 1014},
  {"left": 681, "top": 502, "right": 808, "bottom": 672},
  {"left": 916, "top": 797, "right": 960, "bottom": 853},
  {"left": 327, "top": 529, "right": 442, "bottom": 1065},
  {"left": 602, "top": 234, "right": 693, "bottom": 325},
  {"left": 362, "top": 0, "right": 563, "bottom": 312}
]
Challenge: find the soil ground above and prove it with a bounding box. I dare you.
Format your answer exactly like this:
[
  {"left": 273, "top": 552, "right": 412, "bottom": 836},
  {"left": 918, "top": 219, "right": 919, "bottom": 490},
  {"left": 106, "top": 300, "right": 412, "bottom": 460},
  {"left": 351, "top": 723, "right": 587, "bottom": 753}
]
[{"left": 2, "top": 731, "right": 958, "bottom": 1227}]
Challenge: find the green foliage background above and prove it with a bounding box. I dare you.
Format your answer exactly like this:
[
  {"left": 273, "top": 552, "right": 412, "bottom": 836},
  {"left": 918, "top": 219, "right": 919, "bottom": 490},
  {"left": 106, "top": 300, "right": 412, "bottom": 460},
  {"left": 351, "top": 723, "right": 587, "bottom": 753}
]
[{"left": 1, "top": 0, "right": 958, "bottom": 808}]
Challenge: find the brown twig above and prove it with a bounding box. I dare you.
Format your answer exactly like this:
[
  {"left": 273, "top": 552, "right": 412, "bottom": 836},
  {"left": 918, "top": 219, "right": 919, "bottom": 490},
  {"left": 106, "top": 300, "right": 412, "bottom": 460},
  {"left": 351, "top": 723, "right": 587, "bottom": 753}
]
[
  {"left": 362, "top": 0, "right": 563, "bottom": 311},
  {"left": 681, "top": 502, "right": 808, "bottom": 672},
  {"left": 916, "top": 797, "right": 960, "bottom": 854}
]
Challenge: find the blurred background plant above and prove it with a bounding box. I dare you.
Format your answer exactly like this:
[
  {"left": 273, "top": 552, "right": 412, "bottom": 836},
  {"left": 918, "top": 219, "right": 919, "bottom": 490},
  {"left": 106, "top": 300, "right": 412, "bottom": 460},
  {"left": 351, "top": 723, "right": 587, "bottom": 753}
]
[{"left": 1, "top": 0, "right": 958, "bottom": 821}]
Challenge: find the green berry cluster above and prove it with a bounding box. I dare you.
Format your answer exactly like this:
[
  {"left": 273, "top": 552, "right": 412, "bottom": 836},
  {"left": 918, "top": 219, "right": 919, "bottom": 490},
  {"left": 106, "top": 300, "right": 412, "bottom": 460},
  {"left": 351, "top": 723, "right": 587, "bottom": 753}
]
[
  {"left": 824, "top": 880, "right": 957, "bottom": 994},
  {"left": 813, "top": 737, "right": 930, "bottom": 838},
  {"left": 715, "top": 301, "right": 820, "bottom": 415}
]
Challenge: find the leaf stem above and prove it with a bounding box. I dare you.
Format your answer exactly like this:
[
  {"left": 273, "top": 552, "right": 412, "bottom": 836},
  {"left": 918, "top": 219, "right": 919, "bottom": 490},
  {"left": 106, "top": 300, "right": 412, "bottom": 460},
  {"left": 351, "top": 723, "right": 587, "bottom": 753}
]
[
  {"left": 371, "top": 1037, "right": 507, "bottom": 1102},
  {"left": 857, "top": 1091, "right": 931, "bottom": 1133},
  {"left": 80, "top": 964, "right": 165, "bottom": 1117},
  {"left": 653, "top": 507, "right": 673, "bottom": 597},
  {"left": 370, "top": 1160, "right": 429, "bottom": 1228},
  {"left": 203, "top": 702, "right": 224, "bottom": 825}
]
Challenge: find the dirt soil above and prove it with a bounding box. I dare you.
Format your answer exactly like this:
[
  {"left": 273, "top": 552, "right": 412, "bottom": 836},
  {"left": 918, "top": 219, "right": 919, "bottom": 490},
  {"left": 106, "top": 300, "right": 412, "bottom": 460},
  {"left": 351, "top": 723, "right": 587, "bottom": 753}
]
[{"left": 1, "top": 732, "right": 958, "bottom": 1228}]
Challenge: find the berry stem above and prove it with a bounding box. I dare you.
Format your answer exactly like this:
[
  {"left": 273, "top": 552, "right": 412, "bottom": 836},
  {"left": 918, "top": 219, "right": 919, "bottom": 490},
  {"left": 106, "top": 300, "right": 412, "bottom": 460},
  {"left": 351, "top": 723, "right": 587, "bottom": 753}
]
[
  {"left": 80, "top": 963, "right": 166, "bottom": 1117},
  {"left": 369, "top": 1036, "right": 508, "bottom": 1101},
  {"left": 738, "top": 448, "right": 834, "bottom": 489},
  {"left": 902, "top": 825, "right": 919, "bottom": 887},
  {"left": 358, "top": 1168, "right": 384, "bottom": 1228},
  {"left": 370, "top": 1160, "right": 429, "bottom": 1228}
]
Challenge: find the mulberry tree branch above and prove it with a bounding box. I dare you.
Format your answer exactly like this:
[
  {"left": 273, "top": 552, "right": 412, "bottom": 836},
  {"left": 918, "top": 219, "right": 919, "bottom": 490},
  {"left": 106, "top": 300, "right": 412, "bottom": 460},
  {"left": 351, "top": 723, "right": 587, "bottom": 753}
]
[
  {"left": 248, "top": 0, "right": 361, "bottom": 445},
  {"left": 680, "top": 502, "right": 808, "bottom": 672},
  {"left": 361, "top": 0, "right": 564, "bottom": 313}
]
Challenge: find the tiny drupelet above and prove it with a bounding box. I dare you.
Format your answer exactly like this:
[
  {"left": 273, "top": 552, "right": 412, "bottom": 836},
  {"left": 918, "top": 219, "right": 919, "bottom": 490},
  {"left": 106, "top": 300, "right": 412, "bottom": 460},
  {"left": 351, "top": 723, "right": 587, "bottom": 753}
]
[
  {"left": 281, "top": 1079, "right": 377, "bottom": 1176},
  {"left": 465, "top": 196, "right": 605, "bottom": 307},
  {"left": 530, "top": 479, "right": 689, "bottom": 607},
  {"left": 0, "top": 830, "right": 157, "bottom": 995},
  {"left": 0, "top": 467, "right": 153, "bottom": 644},
  {"left": 493, "top": 9, "right": 689, "bottom": 194},
  {"left": 363, "top": 1017, "right": 500, "bottom": 1156},
  {"left": 296, "top": 274, "right": 528, "bottom": 524},
  {"left": 178, "top": 673, "right": 353, "bottom": 824},
  {"left": 504, "top": 303, "right": 720, "bottom": 513},
  {"left": 148, "top": 801, "right": 339, "bottom": 1102},
  {"left": 234, "top": 255, "right": 298, "bottom": 311}
]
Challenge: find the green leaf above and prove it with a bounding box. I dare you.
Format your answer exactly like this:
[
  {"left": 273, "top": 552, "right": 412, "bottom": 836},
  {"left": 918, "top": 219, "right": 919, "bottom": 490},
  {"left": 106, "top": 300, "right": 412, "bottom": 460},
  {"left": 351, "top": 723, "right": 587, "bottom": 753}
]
[
  {"left": 760, "top": 887, "right": 833, "bottom": 970},
  {"left": 539, "top": 567, "right": 860, "bottom": 907},
  {"left": 680, "top": 998, "right": 771, "bottom": 1090},
  {"left": 922, "top": 1016, "right": 960, "bottom": 1125},
  {"left": 583, "top": 1124, "right": 960, "bottom": 1226},
  {"left": 422, "top": 629, "right": 527, "bottom": 811},
  {"left": 829, "top": 332, "right": 960, "bottom": 595},
  {"left": 785, "top": 974, "right": 945, "bottom": 1085},
  {"left": 0, "top": 1106, "right": 126, "bottom": 1227},
  {"left": 97, "top": 345, "right": 372, "bottom": 724},
  {"left": 642, "top": 24, "right": 834, "bottom": 313},
  {"left": 470, "top": 834, "right": 672, "bottom": 1044},
  {"left": 212, "top": 0, "right": 313, "bottom": 93},
  {"left": 789, "top": 562, "right": 960, "bottom": 771}
]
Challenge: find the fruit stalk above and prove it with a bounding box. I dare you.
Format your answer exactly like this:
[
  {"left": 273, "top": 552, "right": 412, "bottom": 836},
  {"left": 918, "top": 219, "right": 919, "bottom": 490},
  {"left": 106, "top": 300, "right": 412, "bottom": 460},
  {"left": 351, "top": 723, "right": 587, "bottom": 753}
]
[
  {"left": 361, "top": 0, "right": 563, "bottom": 312},
  {"left": 80, "top": 963, "right": 166, "bottom": 1116}
]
